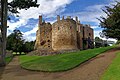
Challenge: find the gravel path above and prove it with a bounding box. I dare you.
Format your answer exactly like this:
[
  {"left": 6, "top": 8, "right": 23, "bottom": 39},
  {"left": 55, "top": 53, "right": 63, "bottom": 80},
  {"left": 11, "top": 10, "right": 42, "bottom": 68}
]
[{"left": 0, "top": 47, "right": 120, "bottom": 80}]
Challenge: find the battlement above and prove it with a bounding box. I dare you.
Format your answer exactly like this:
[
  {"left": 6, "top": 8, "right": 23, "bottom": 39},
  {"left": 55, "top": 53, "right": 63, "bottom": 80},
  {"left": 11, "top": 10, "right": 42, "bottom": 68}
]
[{"left": 56, "top": 15, "right": 80, "bottom": 24}]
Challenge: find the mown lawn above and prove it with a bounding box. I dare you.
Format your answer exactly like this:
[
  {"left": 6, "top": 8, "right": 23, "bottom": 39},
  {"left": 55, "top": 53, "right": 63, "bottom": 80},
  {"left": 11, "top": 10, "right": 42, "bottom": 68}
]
[
  {"left": 20, "top": 46, "right": 116, "bottom": 72},
  {"left": 101, "top": 51, "right": 120, "bottom": 80}
]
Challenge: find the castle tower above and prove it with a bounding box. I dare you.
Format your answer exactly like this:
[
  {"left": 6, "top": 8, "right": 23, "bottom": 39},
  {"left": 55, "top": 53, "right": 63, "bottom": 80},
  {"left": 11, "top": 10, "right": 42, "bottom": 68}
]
[
  {"left": 34, "top": 16, "right": 52, "bottom": 50},
  {"left": 83, "top": 25, "right": 94, "bottom": 49},
  {"left": 52, "top": 16, "right": 78, "bottom": 51}
]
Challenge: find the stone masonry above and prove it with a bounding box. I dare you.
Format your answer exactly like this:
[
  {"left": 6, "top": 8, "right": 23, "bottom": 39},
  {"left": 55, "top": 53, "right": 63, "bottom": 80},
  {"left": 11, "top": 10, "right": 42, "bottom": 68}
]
[{"left": 34, "top": 15, "right": 94, "bottom": 51}]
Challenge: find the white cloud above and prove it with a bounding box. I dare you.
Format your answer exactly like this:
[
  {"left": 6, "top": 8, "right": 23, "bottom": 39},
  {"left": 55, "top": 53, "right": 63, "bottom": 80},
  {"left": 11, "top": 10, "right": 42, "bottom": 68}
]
[
  {"left": 7, "top": 0, "right": 73, "bottom": 41},
  {"left": 7, "top": 19, "right": 27, "bottom": 31},
  {"left": 22, "top": 24, "right": 38, "bottom": 41},
  {"left": 17, "top": 0, "right": 73, "bottom": 20},
  {"left": 91, "top": 26, "right": 99, "bottom": 29},
  {"left": 63, "top": 4, "right": 107, "bottom": 24},
  {"left": 8, "top": 0, "right": 13, "bottom": 3},
  {"left": 7, "top": 0, "right": 119, "bottom": 42}
]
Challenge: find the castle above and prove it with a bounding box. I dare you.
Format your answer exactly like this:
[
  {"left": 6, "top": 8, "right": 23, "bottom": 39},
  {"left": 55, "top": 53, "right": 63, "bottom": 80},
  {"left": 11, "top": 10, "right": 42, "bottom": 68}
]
[{"left": 34, "top": 15, "right": 94, "bottom": 51}]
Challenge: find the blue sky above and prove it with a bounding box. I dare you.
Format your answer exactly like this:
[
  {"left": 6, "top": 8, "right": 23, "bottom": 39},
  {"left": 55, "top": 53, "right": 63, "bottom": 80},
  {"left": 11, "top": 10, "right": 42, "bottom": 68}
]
[{"left": 7, "top": 0, "right": 118, "bottom": 41}]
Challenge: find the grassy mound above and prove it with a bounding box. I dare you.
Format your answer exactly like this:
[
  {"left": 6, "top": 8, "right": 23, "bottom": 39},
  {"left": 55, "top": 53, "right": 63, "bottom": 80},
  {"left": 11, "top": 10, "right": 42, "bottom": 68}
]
[{"left": 20, "top": 46, "right": 115, "bottom": 72}]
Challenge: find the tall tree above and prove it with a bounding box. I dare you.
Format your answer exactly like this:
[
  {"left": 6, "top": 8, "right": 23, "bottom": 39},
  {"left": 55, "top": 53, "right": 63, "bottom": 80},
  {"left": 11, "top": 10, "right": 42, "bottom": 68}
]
[
  {"left": 7, "top": 29, "right": 24, "bottom": 53},
  {"left": 0, "top": 0, "right": 39, "bottom": 66},
  {"left": 98, "top": 1, "right": 120, "bottom": 40},
  {"left": 0, "top": 0, "right": 8, "bottom": 66}
]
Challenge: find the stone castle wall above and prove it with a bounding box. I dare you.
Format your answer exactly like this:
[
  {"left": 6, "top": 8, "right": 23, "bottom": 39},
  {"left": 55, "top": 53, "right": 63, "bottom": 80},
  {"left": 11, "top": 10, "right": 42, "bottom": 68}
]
[
  {"left": 34, "top": 16, "right": 52, "bottom": 50},
  {"left": 35, "top": 15, "right": 94, "bottom": 51},
  {"left": 52, "top": 16, "right": 78, "bottom": 51},
  {"left": 83, "top": 25, "right": 94, "bottom": 49}
]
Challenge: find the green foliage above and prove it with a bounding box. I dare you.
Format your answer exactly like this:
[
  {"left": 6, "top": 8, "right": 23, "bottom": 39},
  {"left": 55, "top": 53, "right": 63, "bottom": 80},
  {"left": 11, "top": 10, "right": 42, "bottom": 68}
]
[
  {"left": 7, "top": 29, "right": 35, "bottom": 53},
  {"left": 101, "top": 52, "right": 120, "bottom": 80},
  {"left": 5, "top": 56, "right": 13, "bottom": 64},
  {"left": 95, "top": 37, "right": 103, "bottom": 42},
  {"left": 99, "top": 1, "right": 120, "bottom": 40},
  {"left": 23, "top": 41, "right": 35, "bottom": 53},
  {"left": 95, "top": 37, "right": 103, "bottom": 48},
  {"left": 95, "top": 37, "right": 110, "bottom": 48},
  {"left": 7, "top": 29, "right": 24, "bottom": 53},
  {"left": 8, "top": 0, "right": 39, "bottom": 13},
  {"left": 20, "top": 46, "right": 115, "bottom": 72}
]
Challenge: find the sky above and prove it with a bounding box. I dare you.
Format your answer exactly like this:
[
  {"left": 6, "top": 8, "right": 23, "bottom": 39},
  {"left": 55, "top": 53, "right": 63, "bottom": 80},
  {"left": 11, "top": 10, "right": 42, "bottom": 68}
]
[{"left": 7, "top": 0, "right": 119, "bottom": 42}]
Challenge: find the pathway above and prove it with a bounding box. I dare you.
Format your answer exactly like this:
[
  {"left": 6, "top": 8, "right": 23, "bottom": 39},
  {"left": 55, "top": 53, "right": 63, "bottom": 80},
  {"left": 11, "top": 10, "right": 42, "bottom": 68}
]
[{"left": 0, "top": 47, "right": 120, "bottom": 80}]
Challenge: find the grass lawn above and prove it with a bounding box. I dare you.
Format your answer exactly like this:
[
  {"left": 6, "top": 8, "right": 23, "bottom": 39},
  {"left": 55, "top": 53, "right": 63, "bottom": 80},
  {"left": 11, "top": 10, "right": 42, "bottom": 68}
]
[
  {"left": 5, "top": 56, "right": 13, "bottom": 64},
  {"left": 101, "top": 51, "right": 120, "bottom": 80},
  {"left": 19, "top": 46, "right": 116, "bottom": 72}
]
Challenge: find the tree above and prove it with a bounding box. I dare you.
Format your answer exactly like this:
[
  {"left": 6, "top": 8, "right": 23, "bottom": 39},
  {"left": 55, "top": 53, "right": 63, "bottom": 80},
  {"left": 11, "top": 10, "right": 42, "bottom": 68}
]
[
  {"left": 7, "top": 30, "right": 35, "bottom": 54},
  {"left": 0, "top": 0, "right": 39, "bottom": 66},
  {"left": 0, "top": 0, "right": 8, "bottom": 66},
  {"left": 98, "top": 1, "right": 120, "bottom": 40},
  {"left": 95, "top": 37, "right": 103, "bottom": 48},
  {"left": 8, "top": 0, "right": 39, "bottom": 13},
  {"left": 23, "top": 41, "right": 35, "bottom": 53},
  {"left": 7, "top": 29, "right": 24, "bottom": 53}
]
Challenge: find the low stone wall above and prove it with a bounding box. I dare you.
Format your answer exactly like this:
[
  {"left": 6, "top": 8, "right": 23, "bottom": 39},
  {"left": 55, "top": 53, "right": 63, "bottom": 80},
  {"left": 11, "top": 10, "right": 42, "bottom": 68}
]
[{"left": 27, "top": 49, "right": 79, "bottom": 56}]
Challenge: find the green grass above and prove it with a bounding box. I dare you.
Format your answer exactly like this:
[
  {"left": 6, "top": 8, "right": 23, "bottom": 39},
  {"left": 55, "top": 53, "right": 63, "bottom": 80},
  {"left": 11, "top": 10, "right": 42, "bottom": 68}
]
[
  {"left": 19, "top": 46, "right": 116, "bottom": 72},
  {"left": 5, "top": 56, "right": 13, "bottom": 64},
  {"left": 101, "top": 52, "right": 120, "bottom": 80}
]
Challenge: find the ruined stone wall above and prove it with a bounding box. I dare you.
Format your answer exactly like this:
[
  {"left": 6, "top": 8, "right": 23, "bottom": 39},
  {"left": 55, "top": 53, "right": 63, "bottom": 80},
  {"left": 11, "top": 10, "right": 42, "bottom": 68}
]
[
  {"left": 52, "top": 18, "right": 78, "bottom": 51},
  {"left": 39, "top": 23, "right": 52, "bottom": 49},
  {"left": 35, "top": 15, "right": 94, "bottom": 51},
  {"left": 83, "top": 25, "right": 94, "bottom": 49},
  {"left": 34, "top": 16, "right": 52, "bottom": 50},
  {"left": 34, "top": 30, "right": 40, "bottom": 49}
]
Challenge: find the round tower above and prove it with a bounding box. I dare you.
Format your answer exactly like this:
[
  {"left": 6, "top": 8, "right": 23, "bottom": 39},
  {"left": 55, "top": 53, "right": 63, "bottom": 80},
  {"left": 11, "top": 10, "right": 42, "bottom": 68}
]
[{"left": 52, "top": 16, "right": 78, "bottom": 51}]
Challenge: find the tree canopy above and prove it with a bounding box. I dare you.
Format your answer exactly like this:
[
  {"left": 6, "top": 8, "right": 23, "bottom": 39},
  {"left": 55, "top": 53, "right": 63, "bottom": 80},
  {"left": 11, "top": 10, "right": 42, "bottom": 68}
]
[
  {"left": 8, "top": 0, "right": 39, "bottom": 13},
  {"left": 7, "top": 29, "right": 24, "bottom": 52},
  {"left": 99, "top": 1, "right": 120, "bottom": 40},
  {"left": 7, "top": 29, "right": 35, "bottom": 53}
]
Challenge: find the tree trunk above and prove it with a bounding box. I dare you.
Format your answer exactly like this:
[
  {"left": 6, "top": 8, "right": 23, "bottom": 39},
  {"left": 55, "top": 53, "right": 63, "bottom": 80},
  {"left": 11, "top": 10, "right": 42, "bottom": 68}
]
[{"left": 0, "top": 0, "right": 7, "bottom": 67}]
